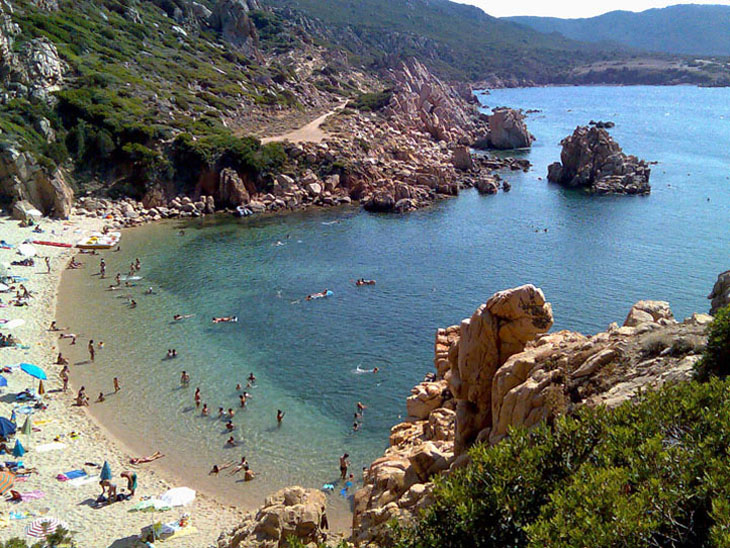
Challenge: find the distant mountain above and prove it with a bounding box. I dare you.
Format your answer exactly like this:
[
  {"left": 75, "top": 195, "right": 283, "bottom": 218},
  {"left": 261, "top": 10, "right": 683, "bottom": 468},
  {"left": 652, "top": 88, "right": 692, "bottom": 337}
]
[
  {"left": 263, "top": 0, "right": 626, "bottom": 82},
  {"left": 506, "top": 4, "right": 730, "bottom": 57}
]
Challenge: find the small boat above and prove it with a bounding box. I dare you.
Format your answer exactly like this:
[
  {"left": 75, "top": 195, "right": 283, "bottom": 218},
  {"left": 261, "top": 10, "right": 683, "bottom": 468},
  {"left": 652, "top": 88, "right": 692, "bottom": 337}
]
[
  {"left": 32, "top": 240, "right": 72, "bottom": 248},
  {"left": 235, "top": 206, "right": 253, "bottom": 217},
  {"left": 76, "top": 232, "right": 121, "bottom": 250}
]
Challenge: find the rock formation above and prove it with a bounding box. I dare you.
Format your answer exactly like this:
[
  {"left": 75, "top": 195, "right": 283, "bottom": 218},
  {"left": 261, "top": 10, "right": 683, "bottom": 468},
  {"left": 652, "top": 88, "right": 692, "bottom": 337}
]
[
  {"left": 209, "top": 0, "right": 261, "bottom": 58},
  {"left": 218, "top": 487, "right": 328, "bottom": 548},
  {"left": 353, "top": 286, "right": 710, "bottom": 545},
  {"left": 708, "top": 270, "right": 730, "bottom": 315},
  {"left": 547, "top": 125, "right": 651, "bottom": 195},
  {"left": 484, "top": 108, "right": 534, "bottom": 150},
  {"left": 0, "top": 143, "right": 73, "bottom": 218}
]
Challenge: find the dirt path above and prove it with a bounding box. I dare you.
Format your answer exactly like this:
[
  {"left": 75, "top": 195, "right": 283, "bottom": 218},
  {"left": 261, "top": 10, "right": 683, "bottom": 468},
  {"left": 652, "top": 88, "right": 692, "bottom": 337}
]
[{"left": 261, "top": 102, "right": 346, "bottom": 144}]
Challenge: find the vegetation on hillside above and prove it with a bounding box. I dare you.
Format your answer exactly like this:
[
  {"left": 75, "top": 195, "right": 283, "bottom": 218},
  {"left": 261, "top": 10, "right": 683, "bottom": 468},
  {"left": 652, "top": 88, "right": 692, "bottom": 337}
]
[
  {"left": 265, "top": 0, "right": 628, "bottom": 82},
  {"left": 393, "top": 308, "right": 730, "bottom": 548},
  {"left": 0, "top": 0, "right": 305, "bottom": 197}
]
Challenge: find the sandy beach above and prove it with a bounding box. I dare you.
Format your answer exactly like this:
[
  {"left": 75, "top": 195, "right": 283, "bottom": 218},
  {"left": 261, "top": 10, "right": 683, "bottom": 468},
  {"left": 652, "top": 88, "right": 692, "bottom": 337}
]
[{"left": 0, "top": 214, "right": 243, "bottom": 547}]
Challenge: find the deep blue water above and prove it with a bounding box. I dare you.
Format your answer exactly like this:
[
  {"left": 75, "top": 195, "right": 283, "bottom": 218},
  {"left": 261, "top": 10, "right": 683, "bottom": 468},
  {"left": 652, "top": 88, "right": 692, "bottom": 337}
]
[{"left": 59, "top": 86, "right": 730, "bottom": 515}]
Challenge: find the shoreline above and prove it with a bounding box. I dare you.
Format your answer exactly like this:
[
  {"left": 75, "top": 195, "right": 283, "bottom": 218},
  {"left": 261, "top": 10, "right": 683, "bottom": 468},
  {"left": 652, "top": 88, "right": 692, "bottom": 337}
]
[
  {"left": 0, "top": 214, "right": 244, "bottom": 547},
  {"left": 53, "top": 217, "right": 354, "bottom": 538}
]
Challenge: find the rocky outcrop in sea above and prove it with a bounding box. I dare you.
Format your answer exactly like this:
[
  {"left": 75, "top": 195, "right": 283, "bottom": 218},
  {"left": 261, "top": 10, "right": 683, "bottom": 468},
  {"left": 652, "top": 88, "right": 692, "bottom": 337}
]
[
  {"left": 547, "top": 125, "right": 651, "bottom": 195},
  {"left": 351, "top": 286, "right": 709, "bottom": 545}
]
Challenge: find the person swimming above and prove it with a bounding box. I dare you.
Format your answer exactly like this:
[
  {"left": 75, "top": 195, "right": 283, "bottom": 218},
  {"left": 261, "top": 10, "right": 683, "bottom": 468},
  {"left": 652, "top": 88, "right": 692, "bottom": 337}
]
[
  {"left": 173, "top": 314, "right": 194, "bottom": 321},
  {"left": 212, "top": 316, "right": 238, "bottom": 323},
  {"left": 305, "top": 289, "right": 330, "bottom": 301}
]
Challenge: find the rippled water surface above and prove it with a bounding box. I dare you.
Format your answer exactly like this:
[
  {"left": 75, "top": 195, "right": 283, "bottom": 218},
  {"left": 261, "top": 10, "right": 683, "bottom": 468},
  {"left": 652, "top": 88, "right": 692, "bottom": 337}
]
[{"left": 57, "top": 86, "right": 730, "bottom": 518}]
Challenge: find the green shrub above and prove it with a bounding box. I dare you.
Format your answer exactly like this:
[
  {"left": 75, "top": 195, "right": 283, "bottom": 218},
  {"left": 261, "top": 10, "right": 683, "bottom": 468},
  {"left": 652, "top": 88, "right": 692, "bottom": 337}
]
[
  {"left": 696, "top": 306, "right": 730, "bottom": 379},
  {"left": 347, "top": 89, "right": 393, "bottom": 111},
  {"left": 394, "top": 377, "right": 730, "bottom": 548}
]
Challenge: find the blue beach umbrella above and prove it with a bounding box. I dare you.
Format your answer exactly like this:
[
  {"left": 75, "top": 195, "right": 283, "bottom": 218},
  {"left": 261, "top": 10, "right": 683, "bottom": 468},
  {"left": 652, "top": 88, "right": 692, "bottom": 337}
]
[
  {"left": 0, "top": 375, "right": 7, "bottom": 387},
  {"left": 12, "top": 439, "right": 24, "bottom": 457},
  {"left": 0, "top": 417, "right": 16, "bottom": 437},
  {"left": 100, "top": 461, "right": 112, "bottom": 481},
  {"left": 19, "top": 364, "right": 46, "bottom": 381}
]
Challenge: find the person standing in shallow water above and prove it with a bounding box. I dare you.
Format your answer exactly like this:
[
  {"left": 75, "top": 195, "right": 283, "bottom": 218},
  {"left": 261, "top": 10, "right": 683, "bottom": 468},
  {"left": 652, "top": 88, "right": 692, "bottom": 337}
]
[
  {"left": 340, "top": 453, "right": 349, "bottom": 480},
  {"left": 277, "top": 409, "right": 285, "bottom": 425},
  {"left": 88, "top": 340, "right": 95, "bottom": 362}
]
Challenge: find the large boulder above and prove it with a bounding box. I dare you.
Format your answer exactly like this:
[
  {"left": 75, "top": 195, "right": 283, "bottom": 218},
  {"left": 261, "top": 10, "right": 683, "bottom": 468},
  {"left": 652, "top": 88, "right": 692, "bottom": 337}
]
[
  {"left": 0, "top": 143, "right": 73, "bottom": 218},
  {"left": 218, "top": 168, "right": 250, "bottom": 206},
  {"left": 209, "top": 0, "right": 261, "bottom": 56},
  {"left": 218, "top": 487, "right": 327, "bottom": 548},
  {"left": 450, "top": 284, "right": 553, "bottom": 454},
  {"left": 486, "top": 108, "right": 534, "bottom": 150},
  {"left": 406, "top": 380, "right": 448, "bottom": 419},
  {"left": 451, "top": 146, "right": 473, "bottom": 171},
  {"left": 547, "top": 125, "right": 651, "bottom": 195},
  {"left": 708, "top": 270, "right": 730, "bottom": 315},
  {"left": 623, "top": 300, "right": 674, "bottom": 327}
]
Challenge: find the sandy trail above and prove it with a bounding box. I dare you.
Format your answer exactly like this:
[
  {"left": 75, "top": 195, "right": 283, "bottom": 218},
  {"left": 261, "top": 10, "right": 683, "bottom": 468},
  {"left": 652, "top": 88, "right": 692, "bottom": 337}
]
[{"left": 261, "top": 103, "right": 346, "bottom": 144}]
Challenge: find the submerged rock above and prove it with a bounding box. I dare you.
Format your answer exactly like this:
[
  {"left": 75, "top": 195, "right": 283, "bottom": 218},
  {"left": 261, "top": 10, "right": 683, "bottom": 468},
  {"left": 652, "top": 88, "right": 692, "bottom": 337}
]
[{"left": 547, "top": 125, "right": 651, "bottom": 195}]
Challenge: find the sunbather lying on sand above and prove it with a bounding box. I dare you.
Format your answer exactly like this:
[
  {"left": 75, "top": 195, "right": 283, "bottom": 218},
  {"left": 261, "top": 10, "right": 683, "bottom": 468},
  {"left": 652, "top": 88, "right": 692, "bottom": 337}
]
[{"left": 130, "top": 451, "right": 165, "bottom": 465}]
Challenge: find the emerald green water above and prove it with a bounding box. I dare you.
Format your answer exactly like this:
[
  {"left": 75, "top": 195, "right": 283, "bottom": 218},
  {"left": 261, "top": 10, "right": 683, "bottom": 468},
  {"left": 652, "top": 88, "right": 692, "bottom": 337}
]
[{"left": 57, "top": 86, "right": 730, "bottom": 521}]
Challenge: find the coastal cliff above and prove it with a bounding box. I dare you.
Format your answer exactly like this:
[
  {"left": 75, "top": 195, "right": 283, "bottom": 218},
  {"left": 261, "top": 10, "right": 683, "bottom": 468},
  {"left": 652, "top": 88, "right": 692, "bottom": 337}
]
[{"left": 351, "top": 287, "right": 711, "bottom": 545}]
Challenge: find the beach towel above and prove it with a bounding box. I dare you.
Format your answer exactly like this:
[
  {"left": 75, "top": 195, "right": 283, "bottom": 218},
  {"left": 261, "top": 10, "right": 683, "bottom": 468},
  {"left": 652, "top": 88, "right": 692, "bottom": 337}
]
[
  {"left": 69, "top": 474, "right": 99, "bottom": 487},
  {"left": 9, "top": 511, "right": 29, "bottom": 520},
  {"left": 35, "top": 442, "right": 66, "bottom": 453},
  {"left": 57, "top": 469, "right": 86, "bottom": 481},
  {"left": 18, "top": 490, "right": 44, "bottom": 501}
]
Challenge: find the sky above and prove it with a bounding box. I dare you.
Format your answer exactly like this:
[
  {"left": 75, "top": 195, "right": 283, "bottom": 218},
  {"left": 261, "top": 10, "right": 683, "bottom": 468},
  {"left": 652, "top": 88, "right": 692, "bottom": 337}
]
[{"left": 453, "top": 0, "right": 730, "bottom": 18}]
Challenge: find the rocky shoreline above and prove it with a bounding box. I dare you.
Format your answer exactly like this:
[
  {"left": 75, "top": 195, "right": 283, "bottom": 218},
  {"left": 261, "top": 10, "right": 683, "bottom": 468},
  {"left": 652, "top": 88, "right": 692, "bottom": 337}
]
[{"left": 349, "top": 286, "right": 714, "bottom": 546}]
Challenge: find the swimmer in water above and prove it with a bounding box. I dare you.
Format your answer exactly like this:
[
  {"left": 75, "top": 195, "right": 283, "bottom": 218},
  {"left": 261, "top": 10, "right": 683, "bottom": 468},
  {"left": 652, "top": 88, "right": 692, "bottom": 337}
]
[
  {"left": 209, "top": 461, "right": 234, "bottom": 475},
  {"left": 201, "top": 404, "right": 209, "bottom": 416},
  {"left": 173, "top": 314, "right": 194, "bottom": 321},
  {"left": 180, "top": 371, "right": 190, "bottom": 384},
  {"left": 277, "top": 409, "right": 285, "bottom": 425}
]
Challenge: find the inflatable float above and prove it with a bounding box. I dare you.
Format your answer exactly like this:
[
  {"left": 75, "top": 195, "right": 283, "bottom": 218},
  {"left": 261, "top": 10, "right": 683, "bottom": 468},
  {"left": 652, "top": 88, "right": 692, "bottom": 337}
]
[
  {"left": 76, "top": 232, "right": 121, "bottom": 250},
  {"left": 235, "top": 206, "right": 253, "bottom": 217}
]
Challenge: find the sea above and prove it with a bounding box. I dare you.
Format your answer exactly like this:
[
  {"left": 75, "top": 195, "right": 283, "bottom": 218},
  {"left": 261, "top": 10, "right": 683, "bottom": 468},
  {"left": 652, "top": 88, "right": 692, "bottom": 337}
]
[{"left": 57, "top": 85, "right": 730, "bottom": 524}]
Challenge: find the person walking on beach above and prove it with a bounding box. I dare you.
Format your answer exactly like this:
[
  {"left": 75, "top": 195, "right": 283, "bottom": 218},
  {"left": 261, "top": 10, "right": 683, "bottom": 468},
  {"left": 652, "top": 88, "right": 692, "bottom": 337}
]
[
  {"left": 100, "top": 258, "right": 106, "bottom": 278},
  {"left": 88, "top": 340, "right": 95, "bottom": 362},
  {"left": 113, "top": 377, "right": 120, "bottom": 393},
  {"left": 340, "top": 453, "right": 350, "bottom": 480},
  {"left": 60, "top": 365, "right": 69, "bottom": 393},
  {"left": 45, "top": 256, "right": 51, "bottom": 274}
]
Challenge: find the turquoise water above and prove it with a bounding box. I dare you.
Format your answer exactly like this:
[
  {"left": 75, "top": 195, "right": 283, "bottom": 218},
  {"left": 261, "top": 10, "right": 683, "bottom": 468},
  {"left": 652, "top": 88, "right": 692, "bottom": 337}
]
[{"left": 58, "top": 86, "right": 730, "bottom": 519}]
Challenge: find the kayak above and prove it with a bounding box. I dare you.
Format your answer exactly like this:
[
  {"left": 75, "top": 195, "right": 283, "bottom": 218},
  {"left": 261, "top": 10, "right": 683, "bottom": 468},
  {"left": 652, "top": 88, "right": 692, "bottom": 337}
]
[{"left": 33, "top": 240, "right": 72, "bottom": 248}]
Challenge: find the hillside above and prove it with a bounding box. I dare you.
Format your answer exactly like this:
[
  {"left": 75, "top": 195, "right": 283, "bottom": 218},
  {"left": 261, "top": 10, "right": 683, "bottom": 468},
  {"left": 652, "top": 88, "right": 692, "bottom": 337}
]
[
  {"left": 263, "top": 0, "right": 625, "bottom": 82},
  {"left": 506, "top": 4, "right": 730, "bottom": 57}
]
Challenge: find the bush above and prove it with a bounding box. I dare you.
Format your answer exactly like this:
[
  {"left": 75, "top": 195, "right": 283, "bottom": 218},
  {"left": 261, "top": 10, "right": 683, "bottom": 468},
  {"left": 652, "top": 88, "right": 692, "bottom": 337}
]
[
  {"left": 347, "top": 89, "right": 394, "bottom": 112},
  {"left": 696, "top": 306, "right": 730, "bottom": 379},
  {"left": 394, "top": 377, "right": 730, "bottom": 548}
]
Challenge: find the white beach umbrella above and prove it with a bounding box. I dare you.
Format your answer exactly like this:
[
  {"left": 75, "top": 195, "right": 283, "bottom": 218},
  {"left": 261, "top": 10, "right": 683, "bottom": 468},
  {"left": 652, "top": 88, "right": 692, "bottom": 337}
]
[
  {"left": 5, "top": 319, "right": 25, "bottom": 330},
  {"left": 17, "top": 244, "right": 37, "bottom": 257},
  {"left": 0, "top": 283, "right": 9, "bottom": 292},
  {"left": 159, "top": 487, "right": 196, "bottom": 507}
]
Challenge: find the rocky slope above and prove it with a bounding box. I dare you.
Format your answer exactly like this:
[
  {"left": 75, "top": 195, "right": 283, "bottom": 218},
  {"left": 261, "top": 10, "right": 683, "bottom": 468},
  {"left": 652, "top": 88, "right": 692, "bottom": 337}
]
[
  {"left": 547, "top": 125, "right": 651, "bottom": 195},
  {"left": 352, "top": 286, "right": 710, "bottom": 545}
]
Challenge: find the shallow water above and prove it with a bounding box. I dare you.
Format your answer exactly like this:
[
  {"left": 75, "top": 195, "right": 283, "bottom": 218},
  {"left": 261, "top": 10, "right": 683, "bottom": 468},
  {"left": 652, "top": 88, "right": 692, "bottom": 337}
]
[{"left": 57, "top": 85, "right": 730, "bottom": 523}]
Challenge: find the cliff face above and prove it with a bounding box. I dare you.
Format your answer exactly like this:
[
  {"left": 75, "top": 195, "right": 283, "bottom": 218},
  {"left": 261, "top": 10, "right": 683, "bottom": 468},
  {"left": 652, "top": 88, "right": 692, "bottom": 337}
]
[{"left": 352, "top": 289, "right": 710, "bottom": 545}]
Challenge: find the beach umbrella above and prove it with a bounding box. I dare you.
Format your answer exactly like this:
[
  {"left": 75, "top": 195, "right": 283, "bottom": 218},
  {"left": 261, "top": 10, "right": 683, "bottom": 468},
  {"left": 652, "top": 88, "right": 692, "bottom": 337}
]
[
  {"left": 25, "top": 517, "right": 68, "bottom": 539},
  {"left": 100, "top": 461, "right": 112, "bottom": 481},
  {"left": 17, "top": 244, "right": 37, "bottom": 258},
  {"left": 0, "top": 470, "right": 15, "bottom": 495},
  {"left": 21, "top": 415, "right": 32, "bottom": 436},
  {"left": 20, "top": 363, "right": 46, "bottom": 380},
  {"left": 12, "top": 438, "right": 25, "bottom": 457},
  {"left": 0, "top": 283, "right": 8, "bottom": 292},
  {"left": 0, "top": 375, "right": 7, "bottom": 387},
  {"left": 38, "top": 380, "right": 45, "bottom": 396},
  {"left": 5, "top": 319, "right": 26, "bottom": 330},
  {"left": 0, "top": 416, "right": 16, "bottom": 437},
  {"left": 159, "top": 487, "right": 196, "bottom": 507}
]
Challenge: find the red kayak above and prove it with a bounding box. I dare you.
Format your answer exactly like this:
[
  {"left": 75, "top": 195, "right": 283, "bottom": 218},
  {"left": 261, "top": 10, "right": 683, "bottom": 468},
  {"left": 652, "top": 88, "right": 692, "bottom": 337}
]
[{"left": 32, "top": 240, "right": 72, "bottom": 248}]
